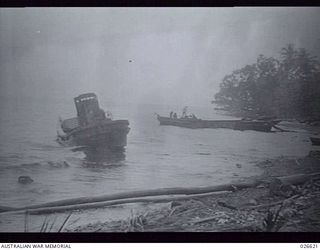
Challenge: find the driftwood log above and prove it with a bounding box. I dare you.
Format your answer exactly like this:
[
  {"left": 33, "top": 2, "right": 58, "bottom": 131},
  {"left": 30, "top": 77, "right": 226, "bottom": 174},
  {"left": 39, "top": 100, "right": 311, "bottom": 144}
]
[
  {"left": 0, "top": 181, "right": 259, "bottom": 214},
  {"left": 1, "top": 172, "right": 319, "bottom": 215},
  {"left": 25, "top": 192, "right": 226, "bottom": 215},
  {"left": 277, "top": 173, "right": 320, "bottom": 185},
  {"left": 272, "top": 125, "right": 293, "bottom": 132},
  {"left": 270, "top": 173, "right": 320, "bottom": 196}
]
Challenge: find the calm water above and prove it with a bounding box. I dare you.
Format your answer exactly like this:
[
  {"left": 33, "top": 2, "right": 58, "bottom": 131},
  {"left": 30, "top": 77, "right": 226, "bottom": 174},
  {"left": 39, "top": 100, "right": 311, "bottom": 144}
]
[{"left": 0, "top": 96, "right": 313, "bottom": 207}]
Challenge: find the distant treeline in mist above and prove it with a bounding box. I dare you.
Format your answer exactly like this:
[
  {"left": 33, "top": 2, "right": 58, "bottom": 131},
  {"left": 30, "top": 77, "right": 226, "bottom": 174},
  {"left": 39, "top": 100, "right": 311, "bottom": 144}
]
[{"left": 213, "top": 44, "right": 320, "bottom": 119}]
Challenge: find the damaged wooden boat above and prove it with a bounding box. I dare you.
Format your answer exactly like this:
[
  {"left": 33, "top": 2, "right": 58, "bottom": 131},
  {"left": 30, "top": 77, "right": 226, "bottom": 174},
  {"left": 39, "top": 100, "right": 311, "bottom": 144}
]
[
  {"left": 156, "top": 114, "right": 274, "bottom": 132},
  {"left": 57, "top": 93, "right": 130, "bottom": 148}
]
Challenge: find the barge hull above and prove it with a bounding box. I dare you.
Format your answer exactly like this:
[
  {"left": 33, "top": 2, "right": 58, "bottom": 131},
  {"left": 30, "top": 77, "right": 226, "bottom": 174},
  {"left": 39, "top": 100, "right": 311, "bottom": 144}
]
[
  {"left": 58, "top": 120, "right": 130, "bottom": 148},
  {"left": 157, "top": 115, "right": 272, "bottom": 132}
]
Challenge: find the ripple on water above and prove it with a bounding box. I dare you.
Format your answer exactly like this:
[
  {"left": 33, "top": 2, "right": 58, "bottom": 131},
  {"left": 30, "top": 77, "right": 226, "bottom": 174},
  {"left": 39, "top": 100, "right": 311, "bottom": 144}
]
[{"left": 0, "top": 103, "right": 313, "bottom": 208}]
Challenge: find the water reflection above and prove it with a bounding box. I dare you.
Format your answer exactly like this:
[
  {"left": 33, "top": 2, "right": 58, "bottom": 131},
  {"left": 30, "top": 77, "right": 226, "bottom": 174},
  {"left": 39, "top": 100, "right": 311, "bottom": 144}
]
[{"left": 74, "top": 146, "right": 126, "bottom": 168}]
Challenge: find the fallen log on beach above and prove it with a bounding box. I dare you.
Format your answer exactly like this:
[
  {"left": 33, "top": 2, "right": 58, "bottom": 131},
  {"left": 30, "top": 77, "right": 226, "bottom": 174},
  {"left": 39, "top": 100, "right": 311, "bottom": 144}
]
[
  {"left": 0, "top": 181, "right": 260, "bottom": 214},
  {"left": 272, "top": 125, "right": 294, "bottom": 132},
  {"left": 24, "top": 192, "right": 228, "bottom": 215},
  {"left": 1, "top": 172, "right": 319, "bottom": 215},
  {"left": 277, "top": 172, "right": 320, "bottom": 185}
]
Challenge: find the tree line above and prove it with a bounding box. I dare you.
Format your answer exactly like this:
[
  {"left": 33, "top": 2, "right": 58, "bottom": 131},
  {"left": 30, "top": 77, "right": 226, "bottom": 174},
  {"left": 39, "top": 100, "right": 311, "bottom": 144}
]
[{"left": 213, "top": 44, "right": 320, "bottom": 119}]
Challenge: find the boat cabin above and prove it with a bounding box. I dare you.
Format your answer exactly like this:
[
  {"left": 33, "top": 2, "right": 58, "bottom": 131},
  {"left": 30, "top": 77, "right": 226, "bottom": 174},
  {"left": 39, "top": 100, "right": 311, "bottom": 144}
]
[{"left": 74, "top": 93, "right": 106, "bottom": 127}]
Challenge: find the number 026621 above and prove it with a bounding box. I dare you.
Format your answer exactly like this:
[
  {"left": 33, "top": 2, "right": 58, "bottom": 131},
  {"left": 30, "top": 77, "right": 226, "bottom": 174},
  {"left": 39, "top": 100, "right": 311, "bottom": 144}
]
[{"left": 300, "top": 244, "right": 318, "bottom": 248}]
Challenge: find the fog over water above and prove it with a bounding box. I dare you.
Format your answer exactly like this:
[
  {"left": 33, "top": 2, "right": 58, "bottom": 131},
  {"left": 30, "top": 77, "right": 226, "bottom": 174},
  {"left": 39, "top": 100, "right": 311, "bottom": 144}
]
[
  {"left": 0, "top": 9, "right": 319, "bottom": 230},
  {"left": 1, "top": 8, "right": 320, "bottom": 107}
]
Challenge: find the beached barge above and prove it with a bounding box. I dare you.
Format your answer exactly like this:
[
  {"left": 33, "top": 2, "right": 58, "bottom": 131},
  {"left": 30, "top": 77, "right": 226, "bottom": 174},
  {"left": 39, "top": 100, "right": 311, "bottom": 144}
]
[
  {"left": 57, "top": 93, "right": 130, "bottom": 148},
  {"left": 157, "top": 115, "right": 273, "bottom": 132}
]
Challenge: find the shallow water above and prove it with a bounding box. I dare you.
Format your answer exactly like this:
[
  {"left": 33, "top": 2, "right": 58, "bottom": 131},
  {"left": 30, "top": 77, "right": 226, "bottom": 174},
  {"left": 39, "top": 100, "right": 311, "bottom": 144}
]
[{"left": 0, "top": 96, "right": 313, "bottom": 209}]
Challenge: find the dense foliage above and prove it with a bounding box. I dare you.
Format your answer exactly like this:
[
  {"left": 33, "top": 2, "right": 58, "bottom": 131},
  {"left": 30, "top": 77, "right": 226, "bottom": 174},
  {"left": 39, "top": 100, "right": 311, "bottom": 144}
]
[{"left": 213, "top": 44, "right": 320, "bottom": 119}]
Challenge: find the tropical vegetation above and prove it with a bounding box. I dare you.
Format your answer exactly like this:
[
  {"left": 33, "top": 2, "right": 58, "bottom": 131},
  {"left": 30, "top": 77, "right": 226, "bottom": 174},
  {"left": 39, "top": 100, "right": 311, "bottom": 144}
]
[{"left": 213, "top": 44, "right": 320, "bottom": 119}]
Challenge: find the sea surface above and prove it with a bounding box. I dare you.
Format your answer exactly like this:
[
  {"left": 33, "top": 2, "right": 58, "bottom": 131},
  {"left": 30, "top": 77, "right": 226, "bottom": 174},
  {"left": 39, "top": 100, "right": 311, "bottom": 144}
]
[{"left": 0, "top": 96, "right": 313, "bottom": 208}]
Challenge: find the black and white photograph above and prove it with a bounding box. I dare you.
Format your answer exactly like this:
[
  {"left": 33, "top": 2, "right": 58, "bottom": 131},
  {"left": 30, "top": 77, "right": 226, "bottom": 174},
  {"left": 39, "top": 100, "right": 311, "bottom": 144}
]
[{"left": 0, "top": 7, "right": 320, "bottom": 235}]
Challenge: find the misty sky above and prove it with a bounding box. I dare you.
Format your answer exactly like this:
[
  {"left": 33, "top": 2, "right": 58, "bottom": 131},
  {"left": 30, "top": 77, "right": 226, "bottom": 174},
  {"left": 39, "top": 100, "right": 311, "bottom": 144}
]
[{"left": 1, "top": 7, "right": 320, "bottom": 106}]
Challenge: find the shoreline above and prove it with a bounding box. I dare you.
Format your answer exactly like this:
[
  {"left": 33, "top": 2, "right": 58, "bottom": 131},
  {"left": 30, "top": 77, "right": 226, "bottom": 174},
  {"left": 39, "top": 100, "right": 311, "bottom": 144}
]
[
  {"left": 1, "top": 151, "right": 319, "bottom": 232},
  {"left": 1, "top": 121, "right": 319, "bottom": 232},
  {"left": 68, "top": 151, "right": 320, "bottom": 232}
]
